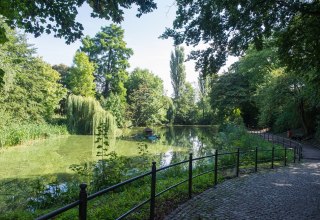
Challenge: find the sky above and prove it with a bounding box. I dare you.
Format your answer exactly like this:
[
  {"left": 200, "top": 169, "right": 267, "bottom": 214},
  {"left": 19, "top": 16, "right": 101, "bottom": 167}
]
[{"left": 26, "top": 1, "right": 237, "bottom": 97}]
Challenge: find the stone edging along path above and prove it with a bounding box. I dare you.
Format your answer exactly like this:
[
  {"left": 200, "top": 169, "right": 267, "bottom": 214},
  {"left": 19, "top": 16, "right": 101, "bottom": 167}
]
[{"left": 165, "top": 136, "right": 320, "bottom": 220}]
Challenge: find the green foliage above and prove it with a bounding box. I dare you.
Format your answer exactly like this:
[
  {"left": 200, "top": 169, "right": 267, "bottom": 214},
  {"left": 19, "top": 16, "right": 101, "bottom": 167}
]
[
  {"left": 52, "top": 64, "right": 71, "bottom": 89},
  {"left": 0, "top": 20, "right": 67, "bottom": 150},
  {"left": 196, "top": 75, "right": 214, "bottom": 124},
  {"left": 80, "top": 24, "right": 133, "bottom": 98},
  {"left": 168, "top": 47, "right": 197, "bottom": 125},
  {"left": 1, "top": 211, "right": 34, "bottom": 220},
  {"left": 0, "top": 26, "right": 66, "bottom": 122},
  {"left": 66, "top": 95, "right": 116, "bottom": 135},
  {"left": 100, "top": 93, "right": 126, "bottom": 127},
  {"left": 92, "top": 122, "right": 126, "bottom": 190},
  {"left": 210, "top": 44, "right": 279, "bottom": 127},
  {"left": 277, "top": 15, "right": 320, "bottom": 74},
  {"left": 0, "top": 0, "right": 157, "bottom": 44},
  {"left": 0, "top": 117, "right": 68, "bottom": 147},
  {"left": 164, "top": 96, "right": 175, "bottom": 124},
  {"left": 174, "top": 82, "right": 197, "bottom": 125},
  {"left": 210, "top": 41, "right": 319, "bottom": 134},
  {"left": 80, "top": 24, "right": 133, "bottom": 126},
  {"left": 126, "top": 68, "right": 169, "bottom": 126},
  {"left": 210, "top": 70, "right": 247, "bottom": 125},
  {"left": 256, "top": 69, "right": 316, "bottom": 134},
  {"left": 162, "top": 1, "right": 320, "bottom": 77},
  {"left": 170, "top": 46, "right": 186, "bottom": 99},
  {"left": 0, "top": 21, "right": 69, "bottom": 147},
  {"left": 69, "top": 52, "right": 96, "bottom": 97}
]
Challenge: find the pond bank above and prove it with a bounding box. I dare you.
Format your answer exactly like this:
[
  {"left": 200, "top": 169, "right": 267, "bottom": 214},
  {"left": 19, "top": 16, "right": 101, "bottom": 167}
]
[{"left": 0, "top": 123, "right": 68, "bottom": 147}]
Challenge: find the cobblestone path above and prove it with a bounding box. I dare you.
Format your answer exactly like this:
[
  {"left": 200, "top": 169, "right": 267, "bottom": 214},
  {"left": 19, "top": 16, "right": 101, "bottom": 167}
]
[{"left": 165, "top": 162, "right": 320, "bottom": 220}]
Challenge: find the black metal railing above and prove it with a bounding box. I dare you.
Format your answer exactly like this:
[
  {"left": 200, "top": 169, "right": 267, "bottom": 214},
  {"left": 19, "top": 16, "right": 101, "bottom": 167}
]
[{"left": 36, "top": 131, "right": 302, "bottom": 220}]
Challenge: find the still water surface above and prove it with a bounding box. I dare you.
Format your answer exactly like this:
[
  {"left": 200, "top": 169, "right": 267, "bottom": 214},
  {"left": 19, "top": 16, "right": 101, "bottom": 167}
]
[{"left": 0, "top": 126, "right": 218, "bottom": 180}]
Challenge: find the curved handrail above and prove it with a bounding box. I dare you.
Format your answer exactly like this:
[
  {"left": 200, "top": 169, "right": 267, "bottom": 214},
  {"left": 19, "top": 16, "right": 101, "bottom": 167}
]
[
  {"left": 36, "top": 200, "right": 80, "bottom": 220},
  {"left": 87, "top": 170, "right": 152, "bottom": 201}
]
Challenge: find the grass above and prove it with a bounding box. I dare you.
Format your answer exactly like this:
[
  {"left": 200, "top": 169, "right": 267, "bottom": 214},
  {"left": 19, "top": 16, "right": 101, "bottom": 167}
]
[{"left": 0, "top": 122, "right": 69, "bottom": 147}]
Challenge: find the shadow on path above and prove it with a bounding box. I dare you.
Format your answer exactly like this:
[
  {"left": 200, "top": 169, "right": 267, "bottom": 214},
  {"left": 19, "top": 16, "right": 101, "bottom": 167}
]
[
  {"left": 165, "top": 162, "right": 320, "bottom": 220},
  {"left": 165, "top": 133, "right": 320, "bottom": 220}
]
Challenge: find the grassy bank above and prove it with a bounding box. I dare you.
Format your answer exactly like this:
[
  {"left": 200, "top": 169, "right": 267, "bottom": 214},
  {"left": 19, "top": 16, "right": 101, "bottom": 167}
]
[{"left": 0, "top": 122, "right": 69, "bottom": 147}]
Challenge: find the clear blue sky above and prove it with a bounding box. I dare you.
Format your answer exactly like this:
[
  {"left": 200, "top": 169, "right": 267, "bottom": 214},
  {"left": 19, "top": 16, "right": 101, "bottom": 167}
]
[{"left": 26, "top": 0, "right": 236, "bottom": 96}]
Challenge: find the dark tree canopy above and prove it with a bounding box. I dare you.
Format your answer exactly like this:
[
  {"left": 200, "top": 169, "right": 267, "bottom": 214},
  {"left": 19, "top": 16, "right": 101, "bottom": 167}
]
[
  {"left": 0, "top": 0, "right": 157, "bottom": 44},
  {"left": 162, "top": 0, "right": 320, "bottom": 76}
]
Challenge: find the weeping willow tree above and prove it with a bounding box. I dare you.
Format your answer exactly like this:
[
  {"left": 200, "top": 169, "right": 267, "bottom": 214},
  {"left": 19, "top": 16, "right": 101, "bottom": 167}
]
[{"left": 67, "top": 95, "right": 116, "bottom": 134}]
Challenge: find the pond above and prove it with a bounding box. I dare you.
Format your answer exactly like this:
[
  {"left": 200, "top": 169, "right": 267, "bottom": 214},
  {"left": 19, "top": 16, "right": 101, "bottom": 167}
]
[
  {"left": 0, "top": 126, "right": 218, "bottom": 180},
  {"left": 0, "top": 126, "right": 220, "bottom": 215}
]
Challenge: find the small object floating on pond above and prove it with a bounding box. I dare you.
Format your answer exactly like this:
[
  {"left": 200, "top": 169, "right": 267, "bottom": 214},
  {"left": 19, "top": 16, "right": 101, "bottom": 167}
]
[
  {"left": 144, "top": 127, "right": 159, "bottom": 142},
  {"left": 147, "top": 135, "right": 159, "bottom": 141}
]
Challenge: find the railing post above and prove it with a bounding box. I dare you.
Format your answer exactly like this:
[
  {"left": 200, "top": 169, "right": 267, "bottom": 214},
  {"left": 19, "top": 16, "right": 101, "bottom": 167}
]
[
  {"left": 188, "top": 153, "right": 193, "bottom": 199},
  {"left": 255, "top": 147, "right": 258, "bottom": 172},
  {"left": 284, "top": 147, "right": 287, "bottom": 166},
  {"left": 150, "top": 162, "right": 156, "bottom": 220},
  {"left": 298, "top": 145, "right": 302, "bottom": 161},
  {"left": 293, "top": 144, "right": 296, "bottom": 163},
  {"left": 214, "top": 149, "right": 218, "bottom": 186},
  {"left": 236, "top": 148, "right": 240, "bottom": 177},
  {"left": 271, "top": 146, "right": 275, "bottom": 169},
  {"left": 297, "top": 145, "right": 300, "bottom": 161},
  {"left": 79, "top": 183, "right": 87, "bottom": 220}
]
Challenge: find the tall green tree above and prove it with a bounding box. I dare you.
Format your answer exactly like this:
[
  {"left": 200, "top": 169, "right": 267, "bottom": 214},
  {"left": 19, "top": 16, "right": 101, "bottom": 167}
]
[
  {"left": 0, "top": 28, "right": 66, "bottom": 122},
  {"left": 197, "top": 75, "right": 213, "bottom": 124},
  {"left": 170, "top": 46, "right": 186, "bottom": 99},
  {"left": 80, "top": 24, "right": 133, "bottom": 99},
  {"left": 162, "top": 0, "right": 320, "bottom": 77},
  {"left": 174, "top": 82, "right": 196, "bottom": 125},
  {"left": 80, "top": 25, "right": 133, "bottom": 126},
  {"left": 69, "top": 52, "right": 96, "bottom": 97},
  {"left": 169, "top": 46, "right": 196, "bottom": 124},
  {"left": 126, "top": 68, "right": 168, "bottom": 126},
  {"left": 210, "top": 68, "right": 251, "bottom": 125}
]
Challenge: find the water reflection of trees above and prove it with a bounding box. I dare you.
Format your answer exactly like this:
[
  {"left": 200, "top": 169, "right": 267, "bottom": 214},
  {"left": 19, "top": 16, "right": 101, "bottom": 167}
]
[
  {"left": 156, "top": 126, "right": 218, "bottom": 157},
  {"left": 146, "top": 126, "right": 220, "bottom": 171}
]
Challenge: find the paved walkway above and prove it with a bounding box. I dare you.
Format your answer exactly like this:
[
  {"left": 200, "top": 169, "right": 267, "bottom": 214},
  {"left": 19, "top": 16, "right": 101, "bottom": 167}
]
[
  {"left": 165, "top": 136, "right": 320, "bottom": 220},
  {"left": 165, "top": 162, "right": 320, "bottom": 220},
  {"left": 258, "top": 133, "right": 320, "bottom": 160}
]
